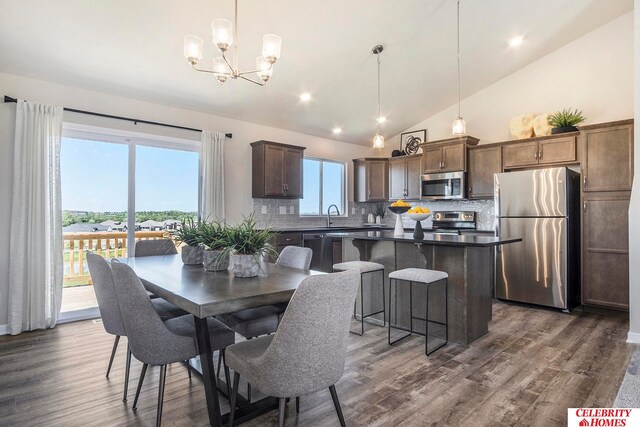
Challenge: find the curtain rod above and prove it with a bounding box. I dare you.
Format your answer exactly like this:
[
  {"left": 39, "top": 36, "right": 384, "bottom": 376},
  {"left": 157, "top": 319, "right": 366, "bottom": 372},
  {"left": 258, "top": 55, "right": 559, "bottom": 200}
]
[{"left": 3, "top": 95, "right": 232, "bottom": 139}]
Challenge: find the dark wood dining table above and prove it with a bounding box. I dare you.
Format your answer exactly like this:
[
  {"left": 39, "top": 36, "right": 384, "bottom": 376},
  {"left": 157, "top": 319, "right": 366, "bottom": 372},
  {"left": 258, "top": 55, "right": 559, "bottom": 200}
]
[{"left": 121, "top": 254, "right": 323, "bottom": 427}]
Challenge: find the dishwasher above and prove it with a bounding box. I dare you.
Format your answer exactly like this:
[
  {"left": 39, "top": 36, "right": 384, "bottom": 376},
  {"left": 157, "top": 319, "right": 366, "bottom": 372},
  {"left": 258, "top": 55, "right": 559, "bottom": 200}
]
[{"left": 302, "top": 233, "right": 343, "bottom": 273}]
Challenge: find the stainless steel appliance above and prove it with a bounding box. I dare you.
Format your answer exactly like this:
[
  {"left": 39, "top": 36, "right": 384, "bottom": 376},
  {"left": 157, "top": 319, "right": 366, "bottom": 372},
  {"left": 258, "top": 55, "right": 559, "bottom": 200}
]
[
  {"left": 494, "top": 167, "right": 580, "bottom": 311},
  {"left": 432, "top": 211, "right": 476, "bottom": 233},
  {"left": 421, "top": 171, "right": 466, "bottom": 200},
  {"left": 302, "top": 233, "right": 343, "bottom": 272}
]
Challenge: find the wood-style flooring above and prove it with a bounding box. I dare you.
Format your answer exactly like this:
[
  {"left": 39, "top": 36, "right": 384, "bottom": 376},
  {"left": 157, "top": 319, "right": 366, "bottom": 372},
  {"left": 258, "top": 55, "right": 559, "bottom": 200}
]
[{"left": 0, "top": 300, "right": 634, "bottom": 427}]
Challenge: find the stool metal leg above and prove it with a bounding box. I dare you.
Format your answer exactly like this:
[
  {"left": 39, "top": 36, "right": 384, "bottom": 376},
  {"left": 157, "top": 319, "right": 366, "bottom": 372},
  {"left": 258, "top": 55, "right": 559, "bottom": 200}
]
[
  {"left": 381, "top": 269, "right": 386, "bottom": 326},
  {"left": 388, "top": 278, "right": 413, "bottom": 346},
  {"left": 425, "top": 278, "right": 448, "bottom": 356}
]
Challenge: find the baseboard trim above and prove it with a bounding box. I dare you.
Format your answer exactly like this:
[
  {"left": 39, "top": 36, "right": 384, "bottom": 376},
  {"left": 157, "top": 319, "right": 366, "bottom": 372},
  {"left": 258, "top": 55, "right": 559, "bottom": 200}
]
[
  {"left": 57, "top": 307, "right": 100, "bottom": 324},
  {"left": 627, "top": 331, "right": 640, "bottom": 344},
  {"left": 0, "top": 324, "right": 6, "bottom": 336}
]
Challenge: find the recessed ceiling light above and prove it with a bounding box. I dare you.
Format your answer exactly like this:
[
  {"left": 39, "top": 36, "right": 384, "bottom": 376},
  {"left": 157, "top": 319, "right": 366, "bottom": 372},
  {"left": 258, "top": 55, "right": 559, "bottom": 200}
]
[
  {"left": 299, "top": 92, "right": 312, "bottom": 102},
  {"left": 377, "top": 116, "right": 387, "bottom": 124},
  {"left": 332, "top": 127, "right": 342, "bottom": 134},
  {"left": 509, "top": 35, "right": 524, "bottom": 48}
]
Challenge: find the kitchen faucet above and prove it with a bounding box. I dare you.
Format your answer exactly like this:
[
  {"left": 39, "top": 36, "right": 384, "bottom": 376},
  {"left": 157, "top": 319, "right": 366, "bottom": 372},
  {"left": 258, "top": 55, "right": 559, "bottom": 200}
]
[{"left": 326, "top": 204, "right": 340, "bottom": 227}]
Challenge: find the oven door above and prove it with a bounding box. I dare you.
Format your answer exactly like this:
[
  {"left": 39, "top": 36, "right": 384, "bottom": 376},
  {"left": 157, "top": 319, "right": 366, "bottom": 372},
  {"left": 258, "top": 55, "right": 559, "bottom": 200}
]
[{"left": 421, "top": 171, "right": 466, "bottom": 200}]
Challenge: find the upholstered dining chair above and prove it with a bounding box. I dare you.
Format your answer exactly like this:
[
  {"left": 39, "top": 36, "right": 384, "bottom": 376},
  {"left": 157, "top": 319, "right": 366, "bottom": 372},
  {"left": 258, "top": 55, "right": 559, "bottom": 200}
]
[
  {"left": 110, "top": 260, "right": 235, "bottom": 427},
  {"left": 216, "top": 246, "right": 313, "bottom": 401},
  {"left": 87, "top": 253, "right": 187, "bottom": 402},
  {"left": 134, "top": 238, "right": 177, "bottom": 299},
  {"left": 226, "top": 269, "right": 359, "bottom": 427},
  {"left": 134, "top": 238, "right": 178, "bottom": 257}
]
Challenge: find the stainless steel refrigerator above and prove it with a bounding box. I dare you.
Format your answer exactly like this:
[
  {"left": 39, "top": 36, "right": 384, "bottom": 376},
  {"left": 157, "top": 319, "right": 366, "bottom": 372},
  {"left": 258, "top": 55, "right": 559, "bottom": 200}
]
[{"left": 494, "top": 167, "right": 580, "bottom": 311}]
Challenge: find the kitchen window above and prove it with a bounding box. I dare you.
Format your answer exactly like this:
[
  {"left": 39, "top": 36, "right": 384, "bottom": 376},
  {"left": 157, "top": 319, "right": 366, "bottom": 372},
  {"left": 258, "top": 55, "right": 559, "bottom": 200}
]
[{"left": 300, "top": 158, "right": 346, "bottom": 216}]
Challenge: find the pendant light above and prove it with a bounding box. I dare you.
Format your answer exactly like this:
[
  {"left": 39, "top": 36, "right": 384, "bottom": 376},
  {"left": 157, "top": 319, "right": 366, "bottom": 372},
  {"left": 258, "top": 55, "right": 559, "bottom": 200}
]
[
  {"left": 372, "top": 45, "right": 385, "bottom": 148},
  {"left": 452, "top": 0, "right": 467, "bottom": 135}
]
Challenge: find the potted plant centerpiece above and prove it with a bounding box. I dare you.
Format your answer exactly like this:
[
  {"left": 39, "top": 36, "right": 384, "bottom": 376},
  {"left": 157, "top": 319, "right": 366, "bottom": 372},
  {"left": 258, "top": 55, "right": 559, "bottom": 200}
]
[
  {"left": 220, "top": 215, "right": 276, "bottom": 278},
  {"left": 198, "top": 220, "right": 231, "bottom": 272},
  {"left": 548, "top": 108, "right": 586, "bottom": 134},
  {"left": 170, "top": 217, "right": 204, "bottom": 265}
]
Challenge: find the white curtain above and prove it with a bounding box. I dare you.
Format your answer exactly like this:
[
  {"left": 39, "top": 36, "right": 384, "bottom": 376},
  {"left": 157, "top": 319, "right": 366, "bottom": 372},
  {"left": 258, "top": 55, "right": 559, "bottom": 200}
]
[
  {"left": 200, "top": 130, "right": 226, "bottom": 221},
  {"left": 8, "top": 100, "right": 64, "bottom": 335}
]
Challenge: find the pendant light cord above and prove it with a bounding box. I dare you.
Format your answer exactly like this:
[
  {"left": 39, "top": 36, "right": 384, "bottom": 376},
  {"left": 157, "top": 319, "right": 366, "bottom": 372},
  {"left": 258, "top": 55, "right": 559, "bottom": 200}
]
[
  {"left": 233, "top": 0, "right": 239, "bottom": 72},
  {"left": 377, "top": 51, "right": 381, "bottom": 134},
  {"left": 456, "top": 0, "right": 461, "bottom": 119}
]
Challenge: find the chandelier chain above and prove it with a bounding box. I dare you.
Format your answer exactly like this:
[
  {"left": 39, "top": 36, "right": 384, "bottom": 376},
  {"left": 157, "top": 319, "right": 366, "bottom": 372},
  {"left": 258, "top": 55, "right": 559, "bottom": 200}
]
[
  {"left": 377, "top": 51, "right": 382, "bottom": 134},
  {"left": 457, "top": 0, "right": 461, "bottom": 119}
]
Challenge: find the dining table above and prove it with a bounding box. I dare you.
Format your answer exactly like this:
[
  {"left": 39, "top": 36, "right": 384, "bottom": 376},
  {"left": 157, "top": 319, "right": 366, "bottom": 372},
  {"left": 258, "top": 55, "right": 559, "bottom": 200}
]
[{"left": 121, "top": 254, "right": 323, "bottom": 427}]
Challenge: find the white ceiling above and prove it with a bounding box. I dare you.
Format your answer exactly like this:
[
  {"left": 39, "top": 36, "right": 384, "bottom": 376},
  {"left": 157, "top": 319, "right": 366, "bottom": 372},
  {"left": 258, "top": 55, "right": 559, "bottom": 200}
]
[{"left": 0, "top": 0, "right": 633, "bottom": 145}]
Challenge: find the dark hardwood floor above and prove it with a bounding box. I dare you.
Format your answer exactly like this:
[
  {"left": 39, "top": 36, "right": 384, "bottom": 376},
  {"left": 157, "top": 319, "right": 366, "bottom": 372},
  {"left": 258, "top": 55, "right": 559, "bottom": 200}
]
[{"left": 0, "top": 300, "right": 633, "bottom": 427}]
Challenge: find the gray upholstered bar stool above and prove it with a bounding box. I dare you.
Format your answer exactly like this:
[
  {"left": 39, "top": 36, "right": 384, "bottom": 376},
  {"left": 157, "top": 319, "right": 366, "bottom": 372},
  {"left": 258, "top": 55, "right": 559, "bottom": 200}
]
[
  {"left": 332, "top": 261, "right": 385, "bottom": 336},
  {"left": 388, "top": 268, "right": 448, "bottom": 356}
]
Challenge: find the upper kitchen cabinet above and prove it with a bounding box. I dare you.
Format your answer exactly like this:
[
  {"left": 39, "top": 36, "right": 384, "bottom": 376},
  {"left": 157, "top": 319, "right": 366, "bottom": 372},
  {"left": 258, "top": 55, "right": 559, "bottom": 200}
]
[
  {"left": 421, "top": 135, "right": 479, "bottom": 174},
  {"left": 467, "top": 145, "right": 502, "bottom": 199},
  {"left": 502, "top": 134, "right": 578, "bottom": 169},
  {"left": 389, "top": 154, "right": 422, "bottom": 200},
  {"left": 353, "top": 158, "right": 389, "bottom": 202},
  {"left": 580, "top": 120, "right": 634, "bottom": 192},
  {"left": 251, "top": 140, "right": 305, "bottom": 199}
]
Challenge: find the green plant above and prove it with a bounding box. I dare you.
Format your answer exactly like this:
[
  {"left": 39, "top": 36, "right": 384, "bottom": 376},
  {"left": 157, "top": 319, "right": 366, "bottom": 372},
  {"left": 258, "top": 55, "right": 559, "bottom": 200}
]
[
  {"left": 169, "top": 217, "right": 202, "bottom": 247},
  {"left": 372, "top": 202, "right": 387, "bottom": 218},
  {"left": 548, "top": 109, "right": 586, "bottom": 128},
  {"left": 197, "top": 220, "right": 228, "bottom": 251},
  {"left": 217, "top": 214, "right": 277, "bottom": 259}
]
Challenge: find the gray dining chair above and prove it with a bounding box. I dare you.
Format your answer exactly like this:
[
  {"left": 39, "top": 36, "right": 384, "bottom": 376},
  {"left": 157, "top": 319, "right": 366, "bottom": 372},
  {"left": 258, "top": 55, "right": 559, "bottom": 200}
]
[
  {"left": 87, "top": 252, "right": 187, "bottom": 402},
  {"left": 216, "top": 246, "right": 313, "bottom": 401},
  {"left": 226, "top": 269, "right": 359, "bottom": 427},
  {"left": 134, "top": 238, "right": 177, "bottom": 299},
  {"left": 110, "top": 260, "right": 235, "bottom": 427},
  {"left": 134, "top": 238, "right": 178, "bottom": 257}
]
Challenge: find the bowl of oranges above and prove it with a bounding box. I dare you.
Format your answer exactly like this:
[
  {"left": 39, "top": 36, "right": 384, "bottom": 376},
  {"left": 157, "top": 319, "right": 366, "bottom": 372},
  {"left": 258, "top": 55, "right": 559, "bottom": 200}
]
[
  {"left": 406, "top": 206, "right": 431, "bottom": 223},
  {"left": 388, "top": 199, "right": 411, "bottom": 215}
]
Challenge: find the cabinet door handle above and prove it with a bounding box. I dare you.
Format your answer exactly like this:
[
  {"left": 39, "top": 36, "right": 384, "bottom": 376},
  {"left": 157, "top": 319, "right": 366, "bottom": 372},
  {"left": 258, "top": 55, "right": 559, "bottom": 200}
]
[
  {"left": 534, "top": 151, "right": 538, "bottom": 160},
  {"left": 583, "top": 176, "right": 587, "bottom": 188},
  {"left": 469, "top": 187, "right": 472, "bottom": 196},
  {"left": 583, "top": 202, "right": 587, "bottom": 213},
  {"left": 538, "top": 150, "right": 542, "bottom": 161}
]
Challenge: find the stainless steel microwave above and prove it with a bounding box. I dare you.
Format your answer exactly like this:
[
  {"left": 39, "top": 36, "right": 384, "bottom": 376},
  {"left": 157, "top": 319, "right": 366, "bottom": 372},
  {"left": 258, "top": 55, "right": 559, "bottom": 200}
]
[{"left": 421, "top": 171, "right": 466, "bottom": 200}]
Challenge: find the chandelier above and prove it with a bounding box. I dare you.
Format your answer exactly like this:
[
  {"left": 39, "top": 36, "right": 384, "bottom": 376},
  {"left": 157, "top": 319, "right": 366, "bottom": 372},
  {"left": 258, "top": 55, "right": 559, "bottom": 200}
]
[
  {"left": 183, "top": 0, "right": 282, "bottom": 86},
  {"left": 372, "top": 45, "right": 385, "bottom": 148}
]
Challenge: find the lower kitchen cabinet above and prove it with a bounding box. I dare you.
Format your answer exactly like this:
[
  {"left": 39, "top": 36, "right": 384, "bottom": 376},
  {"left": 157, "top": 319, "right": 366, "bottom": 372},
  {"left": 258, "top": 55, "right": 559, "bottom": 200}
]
[{"left": 582, "top": 194, "right": 630, "bottom": 310}]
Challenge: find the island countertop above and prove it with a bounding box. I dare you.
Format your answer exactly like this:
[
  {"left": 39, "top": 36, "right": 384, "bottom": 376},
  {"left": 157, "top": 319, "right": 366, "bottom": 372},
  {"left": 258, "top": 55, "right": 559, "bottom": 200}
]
[{"left": 325, "top": 230, "right": 521, "bottom": 247}]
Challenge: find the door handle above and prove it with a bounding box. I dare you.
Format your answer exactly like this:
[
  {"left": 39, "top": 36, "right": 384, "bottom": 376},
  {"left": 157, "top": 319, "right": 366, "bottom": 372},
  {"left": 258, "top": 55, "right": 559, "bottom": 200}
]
[
  {"left": 583, "top": 201, "right": 587, "bottom": 213},
  {"left": 538, "top": 150, "right": 542, "bottom": 161},
  {"left": 583, "top": 176, "right": 587, "bottom": 188}
]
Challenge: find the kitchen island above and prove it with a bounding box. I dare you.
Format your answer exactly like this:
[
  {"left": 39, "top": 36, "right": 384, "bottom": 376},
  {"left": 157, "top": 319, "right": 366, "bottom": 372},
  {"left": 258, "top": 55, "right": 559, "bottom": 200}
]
[{"left": 327, "top": 230, "right": 521, "bottom": 346}]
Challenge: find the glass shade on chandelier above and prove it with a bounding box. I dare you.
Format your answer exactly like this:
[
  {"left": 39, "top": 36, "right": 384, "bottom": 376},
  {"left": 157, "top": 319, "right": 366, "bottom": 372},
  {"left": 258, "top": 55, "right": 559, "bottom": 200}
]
[
  {"left": 452, "top": 117, "right": 467, "bottom": 135},
  {"left": 184, "top": 35, "right": 204, "bottom": 65},
  {"left": 373, "top": 133, "right": 385, "bottom": 149},
  {"left": 211, "top": 19, "right": 233, "bottom": 51},
  {"left": 183, "top": 0, "right": 282, "bottom": 86}
]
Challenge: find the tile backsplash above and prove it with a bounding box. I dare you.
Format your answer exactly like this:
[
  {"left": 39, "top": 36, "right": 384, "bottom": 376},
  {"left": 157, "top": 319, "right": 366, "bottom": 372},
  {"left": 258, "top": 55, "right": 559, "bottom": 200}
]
[{"left": 253, "top": 198, "right": 495, "bottom": 231}]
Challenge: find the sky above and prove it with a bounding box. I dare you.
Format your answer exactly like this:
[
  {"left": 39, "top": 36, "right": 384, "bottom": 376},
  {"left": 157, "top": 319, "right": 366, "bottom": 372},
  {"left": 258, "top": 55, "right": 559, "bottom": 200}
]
[
  {"left": 300, "top": 158, "right": 344, "bottom": 215},
  {"left": 60, "top": 137, "right": 199, "bottom": 212}
]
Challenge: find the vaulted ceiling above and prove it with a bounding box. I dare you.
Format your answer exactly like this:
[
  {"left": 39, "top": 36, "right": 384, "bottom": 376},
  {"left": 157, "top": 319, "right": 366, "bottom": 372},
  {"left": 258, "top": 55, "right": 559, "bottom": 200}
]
[{"left": 0, "top": 0, "right": 633, "bottom": 145}]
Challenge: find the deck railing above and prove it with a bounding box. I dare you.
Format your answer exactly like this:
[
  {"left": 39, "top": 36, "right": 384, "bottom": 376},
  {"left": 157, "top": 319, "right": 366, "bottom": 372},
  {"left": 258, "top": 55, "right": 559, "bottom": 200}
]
[{"left": 63, "top": 231, "right": 167, "bottom": 286}]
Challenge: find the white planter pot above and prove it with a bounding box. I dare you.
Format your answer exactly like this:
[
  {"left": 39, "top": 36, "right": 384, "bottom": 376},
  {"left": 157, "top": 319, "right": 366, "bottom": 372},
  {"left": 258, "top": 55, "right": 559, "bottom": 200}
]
[
  {"left": 230, "top": 254, "right": 261, "bottom": 278},
  {"left": 181, "top": 245, "right": 203, "bottom": 265},
  {"left": 203, "top": 250, "right": 230, "bottom": 272}
]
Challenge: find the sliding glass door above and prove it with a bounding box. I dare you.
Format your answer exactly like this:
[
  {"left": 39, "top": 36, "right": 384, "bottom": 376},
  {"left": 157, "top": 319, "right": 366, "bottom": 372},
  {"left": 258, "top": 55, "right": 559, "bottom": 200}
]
[{"left": 59, "top": 127, "right": 199, "bottom": 318}]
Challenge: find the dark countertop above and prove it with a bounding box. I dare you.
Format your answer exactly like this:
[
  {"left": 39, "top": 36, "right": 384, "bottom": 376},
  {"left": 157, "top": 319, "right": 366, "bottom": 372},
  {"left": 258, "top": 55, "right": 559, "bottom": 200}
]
[
  {"left": 325, "top": 230, "right": 521, "bottom": 247},
  {"left": 269, "top": 226, "right": 393, "bottom": 233}
]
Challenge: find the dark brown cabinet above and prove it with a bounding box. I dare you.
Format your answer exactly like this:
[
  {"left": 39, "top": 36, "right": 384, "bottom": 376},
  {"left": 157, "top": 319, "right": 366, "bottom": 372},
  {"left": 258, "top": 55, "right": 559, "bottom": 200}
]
[
  {"left": 467, "top": 145, "right": 502, "bottom": 199},
  {"left": 251, "top": 141, "right": 305, "bottom": 199},
  {"left": 353, "top": 158, "right": 389, "bottom": 202},
  {"left": 389, "top": 154, "right": 422, "bottom": 200},
  {"left": 423, "top": 142, "right": 466, "bottom": 173},
  {"left": 582, "top": 195, "right": 630, "bottom": 310},
  {"left": 581, "top": 122, "right": 634, "bottom": 192},
  {"left": 579, "top": 120, "right": 633, "bottom": 310},
  {"left": 503, "top": 135, "right": 577, "bottom": 169}
]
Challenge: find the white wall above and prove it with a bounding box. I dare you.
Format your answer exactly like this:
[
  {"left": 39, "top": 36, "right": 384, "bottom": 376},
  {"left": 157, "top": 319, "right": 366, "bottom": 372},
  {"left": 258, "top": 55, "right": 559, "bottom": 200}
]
[
  {"left": 0, "top": 71, "right": 375, "bottom": 328},
  {"left": 386, "top": 11, "right": 634, "bottom": 150},
  {"left": 628, "top": 1, "right": 640, "bottom": 342}
]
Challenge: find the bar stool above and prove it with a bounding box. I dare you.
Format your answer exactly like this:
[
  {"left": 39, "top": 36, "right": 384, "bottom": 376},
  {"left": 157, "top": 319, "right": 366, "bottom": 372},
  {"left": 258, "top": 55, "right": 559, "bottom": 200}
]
[
  {"left": 388, "top": 268, "right": 448, "bottom": 355},
  {"left": 332, "top": 261, "right": 385, "bottom": 336}
]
